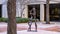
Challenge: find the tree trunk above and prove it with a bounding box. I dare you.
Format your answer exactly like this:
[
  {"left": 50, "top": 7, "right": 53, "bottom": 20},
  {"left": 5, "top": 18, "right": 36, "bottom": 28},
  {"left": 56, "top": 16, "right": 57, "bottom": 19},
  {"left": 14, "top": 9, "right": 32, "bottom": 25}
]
[
  {"left": 7, "top": 0, "right": 16, "bottom": 34},
  {"left": 46, "top": 0, "right": 50, "bottom": 24}
]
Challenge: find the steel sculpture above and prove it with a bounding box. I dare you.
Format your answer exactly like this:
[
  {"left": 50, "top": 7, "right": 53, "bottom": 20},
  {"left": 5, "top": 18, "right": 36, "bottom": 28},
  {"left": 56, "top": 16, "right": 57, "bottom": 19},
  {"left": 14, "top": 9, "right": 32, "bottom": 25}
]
[{"left": 28, "top": 6, "right": 37, "bottom": 32}]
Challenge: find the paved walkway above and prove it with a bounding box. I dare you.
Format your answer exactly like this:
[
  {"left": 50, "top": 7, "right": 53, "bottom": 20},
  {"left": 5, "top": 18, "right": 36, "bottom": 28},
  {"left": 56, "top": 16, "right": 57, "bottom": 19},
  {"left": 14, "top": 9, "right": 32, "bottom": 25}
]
[
  {"left": 0, "top": 30, "right": 60, "bottom": 34},
  {"left": 0, "top": 22, "right": 60, "bottom": 34}
]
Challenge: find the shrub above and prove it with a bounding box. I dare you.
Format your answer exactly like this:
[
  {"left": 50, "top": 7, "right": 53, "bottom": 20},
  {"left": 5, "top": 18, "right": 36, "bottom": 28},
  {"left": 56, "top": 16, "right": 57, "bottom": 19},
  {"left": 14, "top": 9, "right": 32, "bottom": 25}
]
[
  {"left": 0, "top": 17, "right": 38, "bottom": 23},
  {"left": 16, "top": 18, "right": 38, "bottom": 23},
  {"left": 0, "top": 18, "right": 8, "bottom": 22},
  {"left": 3, "top": 18, "right": 8, "bottom": 22},
  {"left": 0, "top": 18, "right": 3, "bottom": 22},
  {"left": 16, "top": 18, "right": 29, "bottom": 23}
]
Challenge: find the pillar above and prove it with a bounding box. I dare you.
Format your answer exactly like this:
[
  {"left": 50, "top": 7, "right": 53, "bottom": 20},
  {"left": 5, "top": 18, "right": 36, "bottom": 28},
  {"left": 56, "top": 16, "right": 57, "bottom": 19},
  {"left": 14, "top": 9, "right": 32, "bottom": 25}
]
[
  {"left": 40, "top": 4, "right": 44, "bottom": 22},
  {"left": 2, "top": 2, "right": 8, "bottom": 18}
]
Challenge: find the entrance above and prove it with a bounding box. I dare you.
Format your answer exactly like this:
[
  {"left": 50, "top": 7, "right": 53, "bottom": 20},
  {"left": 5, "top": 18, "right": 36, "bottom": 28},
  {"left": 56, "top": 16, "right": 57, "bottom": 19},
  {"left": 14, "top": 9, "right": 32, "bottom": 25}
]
[
  {"left": 0, "top": 4, "right": 2, "bottom": 18},
  {"left": 28, "top": 4, "right": 40, "bottom": 20},
  {"left": 44, "top": 4, "right": 60, "bottom": 21}
]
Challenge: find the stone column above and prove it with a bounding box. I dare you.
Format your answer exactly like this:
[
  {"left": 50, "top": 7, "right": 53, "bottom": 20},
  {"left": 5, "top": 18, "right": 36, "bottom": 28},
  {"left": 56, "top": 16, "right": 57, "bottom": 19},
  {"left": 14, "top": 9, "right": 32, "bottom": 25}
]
[
  {"left": 2, "top": 2, "right": 8, "bottom": 18},
  {"left": 40, "top": 4, "right": 44, "bottom": 22}
]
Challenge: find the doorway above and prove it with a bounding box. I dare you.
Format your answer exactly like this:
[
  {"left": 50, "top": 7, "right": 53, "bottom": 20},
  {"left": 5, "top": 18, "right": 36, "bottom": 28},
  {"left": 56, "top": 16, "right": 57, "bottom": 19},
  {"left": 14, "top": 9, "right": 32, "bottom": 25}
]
[
  {"left": 0, "top": 4, "right": 2, "bottom": 18},
  {"left": 28, "top": 4, "right": 40, "bottom": 20}
]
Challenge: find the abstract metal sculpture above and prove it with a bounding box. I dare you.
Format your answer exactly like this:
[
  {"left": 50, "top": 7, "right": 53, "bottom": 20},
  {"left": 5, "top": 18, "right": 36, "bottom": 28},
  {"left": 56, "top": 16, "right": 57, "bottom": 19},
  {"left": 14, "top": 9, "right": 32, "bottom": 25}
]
[{"left": 28, "top": 6, "right": 37, "bottom": 32}]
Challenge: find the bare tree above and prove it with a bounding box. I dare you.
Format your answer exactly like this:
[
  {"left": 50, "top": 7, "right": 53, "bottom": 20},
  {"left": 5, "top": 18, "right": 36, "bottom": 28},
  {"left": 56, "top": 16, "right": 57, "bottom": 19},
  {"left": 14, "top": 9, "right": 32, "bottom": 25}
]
[
  {"left": 46, "top": 0, "right": 50, "bottom": 24},
  {"left": 20, "top": 0, "right": 30, "bottom": 18},
  {"left": 7, "top": 0, "right": 16, "bottom": 34}
]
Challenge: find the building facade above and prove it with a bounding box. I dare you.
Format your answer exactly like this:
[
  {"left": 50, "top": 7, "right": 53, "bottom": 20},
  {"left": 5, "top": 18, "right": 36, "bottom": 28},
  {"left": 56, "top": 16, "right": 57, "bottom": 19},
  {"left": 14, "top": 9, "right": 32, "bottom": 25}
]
[{"left": 0, "top": 0, "right": 60, "bottom": 21}]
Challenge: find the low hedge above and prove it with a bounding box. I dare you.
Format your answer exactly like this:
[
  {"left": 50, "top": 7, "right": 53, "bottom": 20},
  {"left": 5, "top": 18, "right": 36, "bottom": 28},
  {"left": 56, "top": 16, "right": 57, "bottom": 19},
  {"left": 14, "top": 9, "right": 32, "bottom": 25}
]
[
  {"left": 16, "top": 18, "right": 29, "bottom": 23},
  {"left": 0, "top": 18, "right": 8, "bottom": 22},
  {"left": 16, "top": 18, "right": 37, "bottom": 23},
  {"left": 0, "top": 18, "right": 29, "bottom": 23},
  {"left": 0, "top": 17, "right": 37, "bottom": 23}
]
